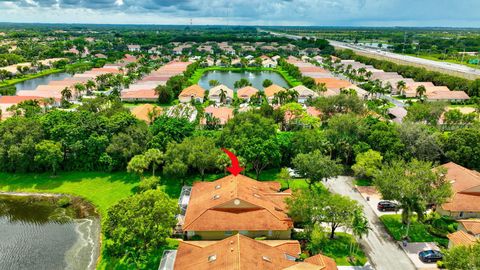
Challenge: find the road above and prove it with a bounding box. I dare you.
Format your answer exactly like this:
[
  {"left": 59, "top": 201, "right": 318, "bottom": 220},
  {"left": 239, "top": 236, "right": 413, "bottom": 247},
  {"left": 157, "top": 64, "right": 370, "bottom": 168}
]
[
  {"left": 328, "top": 40, "right": 480, "bottom": 78},
  {"left": 325, "top": 177, "right": 415, "bottom": 270},
  {"left": 260, "top": 29, "right": 480, "bottom": 79}
]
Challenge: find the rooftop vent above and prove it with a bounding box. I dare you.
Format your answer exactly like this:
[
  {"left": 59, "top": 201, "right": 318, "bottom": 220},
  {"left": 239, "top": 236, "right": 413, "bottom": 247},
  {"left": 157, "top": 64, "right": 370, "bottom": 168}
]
[
  {"left": 213, "top": 194, "right": 220, "bottom": 200},
  {"left": 262, "top": 256, "right": 272, "bottom": 262},
  {"left": 253, "top": 194, "right": 261, "bottom": 198},
  {"left": 208, "top": 254, "right": 217, "bottom": 262},
  {"left": 215, "top": 185, "right": 221, "bottom": 189}
]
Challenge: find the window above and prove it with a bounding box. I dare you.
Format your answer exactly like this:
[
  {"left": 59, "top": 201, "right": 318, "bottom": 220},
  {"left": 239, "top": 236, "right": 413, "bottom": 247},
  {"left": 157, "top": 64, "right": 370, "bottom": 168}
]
[
  {"left": 208, "top": 255, "right": 217, "bottom": 262},
  {"left": 285, "top": 254, "right": 297, "bottom": 261},
  {"left": 239, "top": 230, "right": 248, "bottom": 235}
]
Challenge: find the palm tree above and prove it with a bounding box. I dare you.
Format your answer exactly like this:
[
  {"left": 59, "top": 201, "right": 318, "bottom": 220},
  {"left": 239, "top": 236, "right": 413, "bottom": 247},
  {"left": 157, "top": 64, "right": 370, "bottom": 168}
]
[
  {"left": 61, "top": 87, "right": 72, "bottom": 101},
  {"left": 40, "top": 97, "right": 55, "bottom": 113},
  {"left": 85, "top": 80, "right": 96, "bottom": 95},
  {"left": 397, "top": 80, "right": 407, "bottom": 96},
  {"left": 312, "top": 82, "right": 327, "bottom": 94},
  {"left": 349, "top": 210, "right": 370, "bottom": 263},
  {"left": 416, "top": 85, "right": 427, "bottom": 99},
  {"left": 219, "top": 89, "right": 227, "bottom": 104},
  {"left": 74, "top": 83, "right": 86, "bottom": 99}
]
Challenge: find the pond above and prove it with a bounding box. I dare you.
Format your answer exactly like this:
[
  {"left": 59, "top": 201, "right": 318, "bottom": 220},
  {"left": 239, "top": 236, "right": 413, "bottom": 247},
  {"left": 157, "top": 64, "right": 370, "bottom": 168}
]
[
  {"left": 197, "top": 70, "right": 289, "bottom": 90},
  {"left": 15, "top": 72, "right": 71, "bottom": 91},
  {"left": 0, "top": 194, "right": 100, "bottom": 270}
]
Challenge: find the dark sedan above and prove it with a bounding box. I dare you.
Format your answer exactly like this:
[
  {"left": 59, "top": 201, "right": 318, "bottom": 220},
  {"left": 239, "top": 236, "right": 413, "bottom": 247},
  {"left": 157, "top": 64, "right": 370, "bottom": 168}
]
[
  {"left": 419, "top": 250, "right": 443, "bottom": 263},
  {"left": 377, "top": 201, "right": 398, "bottom": 212}
]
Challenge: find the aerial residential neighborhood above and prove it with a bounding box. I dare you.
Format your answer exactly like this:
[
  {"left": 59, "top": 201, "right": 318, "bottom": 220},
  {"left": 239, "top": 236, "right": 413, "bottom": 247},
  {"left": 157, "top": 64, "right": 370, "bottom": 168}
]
[{"left": 0, "top": 1, "right": 480, "bottom": 270}]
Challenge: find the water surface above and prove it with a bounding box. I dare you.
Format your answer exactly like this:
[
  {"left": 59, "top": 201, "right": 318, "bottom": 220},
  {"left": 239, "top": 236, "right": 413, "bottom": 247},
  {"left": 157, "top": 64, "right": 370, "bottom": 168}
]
[
  {"left": 198, "top": 70, "right": 289, "bottom": 90},
  {"left": 0, "top": 195, "right": 100, "bottom": 270},
  {"left": 15, "top": 72, "right": 71, "bottom": 92}
]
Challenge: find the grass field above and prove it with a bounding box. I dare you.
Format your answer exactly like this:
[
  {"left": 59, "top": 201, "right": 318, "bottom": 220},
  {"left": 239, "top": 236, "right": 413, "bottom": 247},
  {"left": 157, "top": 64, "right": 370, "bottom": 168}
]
[
  {"left": 320, "top": 232, "right": 368, "bottom": 266},
  {"left": 380, "top": 214, "right": 449, "bottom": 247}
]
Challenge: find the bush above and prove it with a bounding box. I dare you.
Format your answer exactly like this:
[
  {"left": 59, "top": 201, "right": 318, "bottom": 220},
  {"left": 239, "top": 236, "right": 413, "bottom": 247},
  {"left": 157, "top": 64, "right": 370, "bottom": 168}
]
[
  {"left": 57, "top": 197, "right": 71, "bottom": 208},
  {"left": 190, "top": 235, "right": 202, "bottom": 240},
  {"left": 138, "top": 176, "right": 161, "bottom": 193},
  {"left": 437, "top": 260, "right": 445, "bottom": 269}
]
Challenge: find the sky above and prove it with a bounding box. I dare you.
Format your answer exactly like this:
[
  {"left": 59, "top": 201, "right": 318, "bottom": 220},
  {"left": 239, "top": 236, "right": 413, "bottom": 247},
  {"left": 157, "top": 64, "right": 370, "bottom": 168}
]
[{"left": 0, "top": 0, "right": 480, "bottom": 27}]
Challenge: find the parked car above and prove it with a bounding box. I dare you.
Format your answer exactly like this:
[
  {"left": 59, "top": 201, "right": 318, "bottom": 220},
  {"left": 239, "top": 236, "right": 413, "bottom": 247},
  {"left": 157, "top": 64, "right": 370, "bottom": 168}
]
[
  {"left": 377, "top": 201, "right": 398, "bottom": 212},
  {"left": 419, "top": 250, "right": 443, "bottom": 263}
]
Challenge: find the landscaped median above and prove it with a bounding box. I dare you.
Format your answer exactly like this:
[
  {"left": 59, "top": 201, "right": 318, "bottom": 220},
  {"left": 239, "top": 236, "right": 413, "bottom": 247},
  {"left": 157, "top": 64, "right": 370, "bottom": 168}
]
[
  {"left": 380, "top": 214, "right": 456, "bottom": 247},
  {"left": 187, "top": 66, "right": 302, "bottom": 87}
]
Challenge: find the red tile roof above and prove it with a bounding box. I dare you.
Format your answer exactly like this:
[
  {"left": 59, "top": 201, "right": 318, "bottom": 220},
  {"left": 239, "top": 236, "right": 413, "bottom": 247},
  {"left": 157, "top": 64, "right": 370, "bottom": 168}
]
[
  {"left": 440, "top": 162, "right": 480, "bottom": 212},
  {"left": 183, "top": 174, "right": 292, "bottom": 232},
  {"left": 173, "top": 234, "right": 337, "bottom": 270}
]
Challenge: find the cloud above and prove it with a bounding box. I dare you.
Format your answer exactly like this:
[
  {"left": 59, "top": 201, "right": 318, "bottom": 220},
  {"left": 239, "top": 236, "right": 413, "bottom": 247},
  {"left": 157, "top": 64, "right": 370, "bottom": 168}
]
[{"left": 0, "top": 0, "right": 479, "bottom": 27}]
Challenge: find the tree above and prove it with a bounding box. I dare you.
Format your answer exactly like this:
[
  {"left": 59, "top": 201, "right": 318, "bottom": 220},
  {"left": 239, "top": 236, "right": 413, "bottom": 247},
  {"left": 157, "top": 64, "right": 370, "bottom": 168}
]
[
  {"left": 221, "top": 112, "right": 280, "bottom": 179},
  {"left": 61, "top": 87, "right": 72, "bottom": 101},
  {"left": 144, "top": 148, "right": 163, "bottom": 176},
  {"left": 416, "top": 85, "right": 427, "bottom": 99},
  {"left": 374, "top": 159, "right": 452, "bottom": 238},
  {"left": 163, "top": 158, "right": 188, "bottom": 186},
  {"left": 287, "top": 188, "right": 362, "bottom": 239},
  {"left": 351, "top": 150, "right": 383, "bottom": 179},
  {"left": 234, "top": 78, "right": 251, "bottom": 89},
  {"left": 443, "top": 128, "right": 480, "bottom": 170},
  {"left": 262, "top": 79, "right": 273, "bottom": 88},
  {"left": 127, "top": 154, "right": 149, "bottom": 177},
  {"left": 349, "top": 209, "right": 370, "bottom": 260},
  {"left": 443, "top": 242, "right": 480, "bottom": 270},
  {"left": 292, "top": 150, "right": 342, "bottom": 189},
  {"left": 278, "top": 167, "right": 292, "bottom": 189},
  {"left": 209, "top": 79, "right": 220, "bottom": 87},
  {"left": 397, "top": 122, "right": 442, "bottom": 162},
  {"left": 155, "top": 85, "right": 173, "bottom": 104},
  {"left": 184, "top": 136, "right": 220, "bottom": 181},
  {"left": 396, "top": 80, "right": 407, "bottom": 96},
  {"left": 219, "top": 88, "right": 227, "bottom": 104},
  {"left": 103, "top": 189, "right": 178, "bottom": 266},
  {"left": 34, "top": 140, "right": 63, "bottom": 175},
  {"left": 74, "top": 83, "right": 86, "bottom": 99}
]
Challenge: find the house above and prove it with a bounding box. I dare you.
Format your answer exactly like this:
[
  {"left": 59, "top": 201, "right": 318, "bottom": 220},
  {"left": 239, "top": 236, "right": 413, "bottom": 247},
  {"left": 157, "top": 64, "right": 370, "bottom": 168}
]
[
  {"left": 313, "top": 78, "right": 353, "bottom": 91},
  {"left": 164, "top": 234, "right": 337, "bottom": 270},
  {"left": 208, "top": 84, "right": 234, "bottom": 104},
  {"left": 457, "top": 219, "right": 480, "bottom": 237},
  {"left": 426, "top": 89, "right": 470, "bottom": 102},
  {"left": 403, "top": 82, "right": 435, "bottom": 97},
  {"left": 182, "top": 174, "right": 293, "bottom": 240},
  {"left": 120, "top": 89, "right": 157, "bottom": 102},
  {"left": 262, "top": 58, "right": 277, "bottom": 68},
  {"left": 201, "top": 106, "right": 234, "bottom": 126},
  {"left": 437, "top": 162, "right": 480, "bottom": 219},
  {"left": 237, "top": 86, "right": 259, "bottom": 101},
  {"left": 264, "top": 84, "right": 286, "bottom": 103},
  {"left": 127, "top": 45, "right": 141, "bottom": 52},
  {"left": 179, "top": 84, "right": 206, "bottom": 103},
  {"left": 130, "top": 104, "right": 162, "bottom": 124},
  {"left": 291, "top": 85, "right": 318, "bottom": 104},
  {"left": 447, "top": 231, "right": 477, "bottom": 248},
  {"left": 0, "top": 96, "right": 45, "bottom": 119}
]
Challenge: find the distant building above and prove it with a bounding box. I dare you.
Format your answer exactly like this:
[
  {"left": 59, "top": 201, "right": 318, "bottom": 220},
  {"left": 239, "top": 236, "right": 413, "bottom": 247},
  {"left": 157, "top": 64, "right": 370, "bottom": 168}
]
[
  {"left": 291, "top": 85, "right": 318, "bottom": 104},
  {"left": 237, "top": 86, "right": 259, "bottom": 101},
  {"left": 127, "top": 45, "right": 141, "bottom": 52},
  {"left": 208, "top": 84, "right": 234, "bottom": 104},
  {"left": 179, "top": 84, "right": 206, "bottom": 103}
]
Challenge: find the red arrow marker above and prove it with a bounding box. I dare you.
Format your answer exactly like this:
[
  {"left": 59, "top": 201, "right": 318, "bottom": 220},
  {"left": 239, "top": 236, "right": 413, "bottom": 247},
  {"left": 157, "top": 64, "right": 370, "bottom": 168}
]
[{"left": 221, "top": 148, "right": 244, "bottom": 176}]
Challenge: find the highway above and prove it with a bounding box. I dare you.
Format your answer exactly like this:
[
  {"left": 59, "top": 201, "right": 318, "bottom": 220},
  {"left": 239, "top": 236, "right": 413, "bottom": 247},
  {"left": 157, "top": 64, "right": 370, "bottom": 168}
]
[{"left": 261, "top": 29, "right": 480, "bottom": 79}]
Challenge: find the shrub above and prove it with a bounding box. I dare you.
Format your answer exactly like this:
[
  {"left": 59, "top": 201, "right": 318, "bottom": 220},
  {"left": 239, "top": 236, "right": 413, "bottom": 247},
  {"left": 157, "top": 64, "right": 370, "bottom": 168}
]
[
  {"left": 57, "top": 197, "right": 71, "bottom": 208},
  {"left": 190, "top": 235, "right": 202, "bottom": 240},
  {"left": 138, "top": 176, "right": 161, "bottom": 193}
]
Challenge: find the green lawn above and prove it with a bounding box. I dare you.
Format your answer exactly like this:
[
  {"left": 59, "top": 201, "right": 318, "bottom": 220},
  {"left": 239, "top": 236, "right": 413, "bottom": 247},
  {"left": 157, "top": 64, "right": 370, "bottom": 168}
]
[
  {"left": 320, "top": 232, "right": 368, "bottom": 266},
  {"left": 380, "top": 214, "right": 449, "bottom": 247},
  {"left": 354, "top": 179, "right": 373, "bottom": 186}
]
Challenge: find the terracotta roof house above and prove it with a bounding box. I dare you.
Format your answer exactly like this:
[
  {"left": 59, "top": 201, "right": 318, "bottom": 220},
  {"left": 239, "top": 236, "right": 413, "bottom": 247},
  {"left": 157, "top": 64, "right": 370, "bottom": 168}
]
[
  {"left": 437, "top": 162, "right": 480, "bottom": 219},
  {"left": 168, "top": 234, "right": 337, "bottom": 270},
  {"left": 447, "top": 230, "right": 477, "bottom": 248},
  {"left": 120, "top": 89, "right": 157, "bottom": 102},
  {"left": 0, "top": 96, "right": 45, "bottom": 119},
  {"left": 264, "top": 84, "right": 287, "bottom": 103},
  {"left": 179, "top": 84, "right": 206, "bottom": 103},
  {"left": 403, "top": 82, "right": 435, "bottom": 97},
  {"left": 208, "top": 84, "right": 234, "bottom": 104},
  {"left": 237, "top": 86, "right": 259, "bottom": 101},
  {"left": 182, "top": 174, "right": 293, "bottom": 240},
  {"left": 426, "top": 89, "right": 470, "bottom": 102},
  {"left": 458, "top": 219, "right": 480, "bottom": 236},
  {"left": 291, "top": 85, "right": 318, "bottom": 104},
  {"left": 130, "top": 104, "right": 162, "bottom": 124},
  {"left": 262, "top": 58, "right": 277, "bottom": 68},
  {"left": 201, "top": 106, "right": 234, "bottom": 126},
  {"left": 127, "top": 44, "right": 141, "bottom": 52},
  {"left": 313, "top": 78, "right": 353, "bottom": 91}
]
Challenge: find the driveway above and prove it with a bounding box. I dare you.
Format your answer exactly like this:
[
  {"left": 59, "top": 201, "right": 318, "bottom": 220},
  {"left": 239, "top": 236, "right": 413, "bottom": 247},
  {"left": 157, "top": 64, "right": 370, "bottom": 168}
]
[
  {"left": 325, "top": 176, "right": 415, "bottom": 270},
  {"left": 399, "top": 242, "right": 440, "bottom": 270}
]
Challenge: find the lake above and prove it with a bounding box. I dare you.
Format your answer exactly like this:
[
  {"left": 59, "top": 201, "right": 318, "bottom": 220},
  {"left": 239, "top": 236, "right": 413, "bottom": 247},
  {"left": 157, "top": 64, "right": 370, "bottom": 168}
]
[
  {"left": 0, "top": 195, "right": 100, "bottom": 270},
  {"left": 15, "top": 72, "right": 71, "bottom": 91},
  {"left": 197, "top": 70, "right": 289, "bottom": 90}
]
